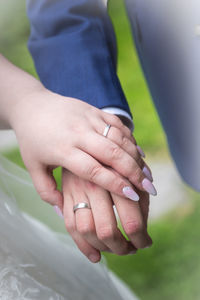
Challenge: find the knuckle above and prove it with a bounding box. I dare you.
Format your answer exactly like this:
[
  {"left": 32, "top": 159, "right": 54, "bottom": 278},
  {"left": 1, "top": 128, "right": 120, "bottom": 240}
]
[
  {"left": 114, "top": 178, "right": 126, "bottom": 193},
  {"left": 86, "top": 105, "right": 98, "bottom": 116},
  {"left": 110, "top": 114, "right": 122, "bottom": 126},
  {"left": 77, "top": 223, "right": 95, "bottom": 237},
  {"left": 87, "top": 165, "right": 102, "bottom": 182},
  {"left": 65, "top": 221, "right": 76, "bottom": 234},
  {"left": 97, "top": 226, "right": 116, "bottom": 242},
  {"left": 39, "top": 191, "right": 51, "bottom": 203},
  {"left": 121, "top": 136, "right": 129, "bottom": 148},
  {"left": 124, "top": 220, "right": 143, "bottom": 235},
  {"left": 110, "top": 145, "right": 123, "bottom": 161}
]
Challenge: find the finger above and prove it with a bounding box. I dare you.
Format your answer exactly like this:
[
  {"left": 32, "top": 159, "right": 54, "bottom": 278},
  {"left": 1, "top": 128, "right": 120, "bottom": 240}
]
[
  {"left": 61, "top": 149, "right": 141, "bottom": 201},
  {"left": 101, "top": 112, "right": 132, "bottom": 139},
  {"left": 79, "top": 132, "right": 157, "bottom": 196},
  {"left": 93, "top": 118, "right": 145, "bottom": 169},
  {"left": 29, "top": 165, "right": 63, "bottom": 210},
  {"left": 96, "top": 120, "right": 153, "bottom": 178},
  {"left": 73, "top": 232, "right": 101, "bottom": 263},
  {"left": 138, "top": 191, "right": 151, "bottom": 228},
  {"left": 87, "top": 182, "right": 136, "bottom": 255},
  {"left": 104, "top": 126, "right": 154, "bottom": 181},
  {"left": 101, "top": 120, "right": 153, "bottom": 176},
  {"left": 136, "top": 145, "right": 146, "bottom": 158},
  {"left": 106, "top": 126, "right": 145, "bottom": 168},
  {"left": 62, "top": 189, "right": 101, "bottom": 263},
  {"left": 142, "top": 163, "right": 154, "bottom": 182},
  {"left": 138, "top": 191, "right": 152, "bottom": 246},
  {"left": 72, "top": 187, "right": 109, "bottom": 252},
  {"left": 112, "top": 193, "right": 152, "bottom": 249}
]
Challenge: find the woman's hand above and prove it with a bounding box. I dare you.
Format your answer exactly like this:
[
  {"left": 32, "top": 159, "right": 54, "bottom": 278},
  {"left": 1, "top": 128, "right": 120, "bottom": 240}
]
[
  {"left": 9, "top": 87, "right": 156, "bottom": 207},
  {"left": 0, "top": 55, "right": 156, "bottom": 206},
  {"left": 61, "top": 169, "right": 152, "bottom": 263}
]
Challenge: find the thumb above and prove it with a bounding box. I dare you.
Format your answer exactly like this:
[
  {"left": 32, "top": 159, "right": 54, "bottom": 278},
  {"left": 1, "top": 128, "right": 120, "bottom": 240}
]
[{"left": 29, "top": 165, "right": 63, "bottom": 212}]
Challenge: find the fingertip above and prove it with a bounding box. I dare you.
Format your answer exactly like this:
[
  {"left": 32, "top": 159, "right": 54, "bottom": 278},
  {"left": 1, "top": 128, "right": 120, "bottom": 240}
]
[
  {"left": 142, "top": 178, "right": 157, "bottom": 196},
  {"left": 143, "top": 166, "right": 153, "bottom": 182},
  {"left": 51, "top": 189, "right": 64, "bottom": 208},
  {"left": 142, "top": 233, "right": 153, "bottom": 249},
  {"left": 53, "top": 205, "right": 64, "bottom": 219},
  {"left": 89, "top": 252, "right": 101, "bottom": 263},
  {"left": 122, "top": 186, "right": 140, "bottom": 201}
]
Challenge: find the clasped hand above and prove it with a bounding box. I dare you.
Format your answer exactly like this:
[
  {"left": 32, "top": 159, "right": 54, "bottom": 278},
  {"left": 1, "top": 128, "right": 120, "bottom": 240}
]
[{"left": 11, "top": 88, "right": 155, "bottom": 262}]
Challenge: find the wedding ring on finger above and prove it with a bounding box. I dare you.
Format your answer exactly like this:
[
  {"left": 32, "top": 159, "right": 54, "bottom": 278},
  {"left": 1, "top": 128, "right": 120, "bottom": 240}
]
[
  {"left": 73, "top": 202, "right": 91, "bottom": 213},
  {"left": 103, "top": 124, "right": 111, "bottom": 138}
]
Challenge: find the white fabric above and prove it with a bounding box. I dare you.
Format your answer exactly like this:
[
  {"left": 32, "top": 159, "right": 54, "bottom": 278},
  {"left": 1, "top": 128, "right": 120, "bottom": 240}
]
[
  {"left": 0, "top": 154, "right": 138, "bottom": 300},
  {"left": 102, "top": 0, "right": 108, "bottom": 6}
]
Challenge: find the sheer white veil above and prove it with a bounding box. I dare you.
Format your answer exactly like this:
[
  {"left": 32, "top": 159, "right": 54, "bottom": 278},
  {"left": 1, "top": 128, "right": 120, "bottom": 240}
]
[{"left": 0, "top": 154, "right": 137, "bottom": 300}]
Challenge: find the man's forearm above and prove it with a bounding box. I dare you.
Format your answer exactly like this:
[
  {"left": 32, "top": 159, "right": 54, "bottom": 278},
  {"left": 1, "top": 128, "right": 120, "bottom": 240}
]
[{"left": 27, "top": 0, "right": 132, "bottom": 117}]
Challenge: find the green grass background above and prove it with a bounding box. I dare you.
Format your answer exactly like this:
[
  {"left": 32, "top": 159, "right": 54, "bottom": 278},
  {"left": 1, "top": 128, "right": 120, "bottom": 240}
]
[{"left": 1, "top": 0, "right": 200, "bottom": 299}]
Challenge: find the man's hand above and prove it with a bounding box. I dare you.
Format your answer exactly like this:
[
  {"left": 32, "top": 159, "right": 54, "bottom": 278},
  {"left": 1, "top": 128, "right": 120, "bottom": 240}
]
[{"left": 61, "top": 169, "right": 152, "bottom": 263}]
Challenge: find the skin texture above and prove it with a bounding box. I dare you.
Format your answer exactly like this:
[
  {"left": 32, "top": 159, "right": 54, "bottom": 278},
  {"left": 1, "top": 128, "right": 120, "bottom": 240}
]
[
  {"left": 0, "top": 54, "right": 154, "bottom": 261},
  {"left": 62, "top": 169, "right": 152, "bottom": 263}
]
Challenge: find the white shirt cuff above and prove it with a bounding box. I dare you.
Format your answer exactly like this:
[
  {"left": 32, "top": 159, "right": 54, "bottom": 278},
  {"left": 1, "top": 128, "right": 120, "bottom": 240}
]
[{"left": 101, "top": 107, "right": 134, "bottom": 132}]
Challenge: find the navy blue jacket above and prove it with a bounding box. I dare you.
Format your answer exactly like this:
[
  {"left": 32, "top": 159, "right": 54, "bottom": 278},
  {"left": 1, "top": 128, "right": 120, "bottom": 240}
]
[
  {"left": 27, "top": 0, "right": 200, "bottom": 191},
  {"left": 27, "top": 0, "right": 132, "bottom": 117}
]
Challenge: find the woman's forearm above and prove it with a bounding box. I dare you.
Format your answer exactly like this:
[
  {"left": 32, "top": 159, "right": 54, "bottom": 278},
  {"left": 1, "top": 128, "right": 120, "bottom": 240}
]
[
  {"left": 0, "top": 54, "right": 43, "bottom": 129},
  {"left": 0, "top": 55, "right": 156, "bottom": 204}
]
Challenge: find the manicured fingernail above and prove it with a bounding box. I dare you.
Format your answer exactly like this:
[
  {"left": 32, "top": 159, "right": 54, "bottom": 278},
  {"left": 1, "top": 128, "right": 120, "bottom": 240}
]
[
  {"left": 142, "top": 178, "right": 157, "bottom": 196},
  {"left": 123, "top": 186, "right": 140, "bottom": 201},
  {"left": 137, "top": 145, "right": 145, "bottom": 158},
  {"left": 53, "top": 206, "right": 64, "bottom": 218},
  {"left": 143, "top": 166, "right": 153, "bottom": 182},
  {"left": 89, "top": 254, "right": 100, "bottom": 263}
]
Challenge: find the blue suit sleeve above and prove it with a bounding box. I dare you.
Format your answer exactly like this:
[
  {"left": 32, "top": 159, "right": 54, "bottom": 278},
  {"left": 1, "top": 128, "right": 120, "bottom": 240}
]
[{"left": 26, "top": 0, "right": 132, "bottom": 117}]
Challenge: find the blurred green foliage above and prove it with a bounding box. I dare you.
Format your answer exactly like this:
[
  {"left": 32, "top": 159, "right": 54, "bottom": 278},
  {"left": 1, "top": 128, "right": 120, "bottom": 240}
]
[
  {"left": 108, "top": 0, "right": 166, "bottom": 154},
  {"left": 1, "top": 1, "right": 200, "bottom": 299},
  {"left": 4, "top": 149, "right": 200, "bottom": 300},
  {"left": 0, "top": 0, "right": 37, "bottom": 76},
  {"left": 104, "top": 191, "right": 200, "bottom": 300},
  {"left": 0, "top": 0, "right": 167, "bottom": 154}
]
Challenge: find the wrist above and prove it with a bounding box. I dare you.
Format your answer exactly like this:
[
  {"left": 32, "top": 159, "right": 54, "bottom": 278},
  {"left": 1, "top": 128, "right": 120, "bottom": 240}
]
[
  {"left": 0, "top": 54, "right": 45, "bottom": 130},
  {"left": 9, "top": 83, "right": 46, "bottom": 131}
]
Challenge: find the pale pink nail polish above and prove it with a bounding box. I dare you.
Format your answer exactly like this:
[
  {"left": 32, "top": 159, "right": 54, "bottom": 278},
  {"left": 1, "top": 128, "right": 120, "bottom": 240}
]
[
  {"left": 142, "top": 178, "right": 157, "bottom": 196},
  {"left": 137, "top": 145, "right": 145, "bottom": 158},
  {"left": 122, "top": 186, "right": 140, "bottom": 201},
  {"left": 54, "top": 206, "right": 64, "bottom": 218},
  {"left": 143, "top": 166, "right": 153, "bottom": 182}
]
